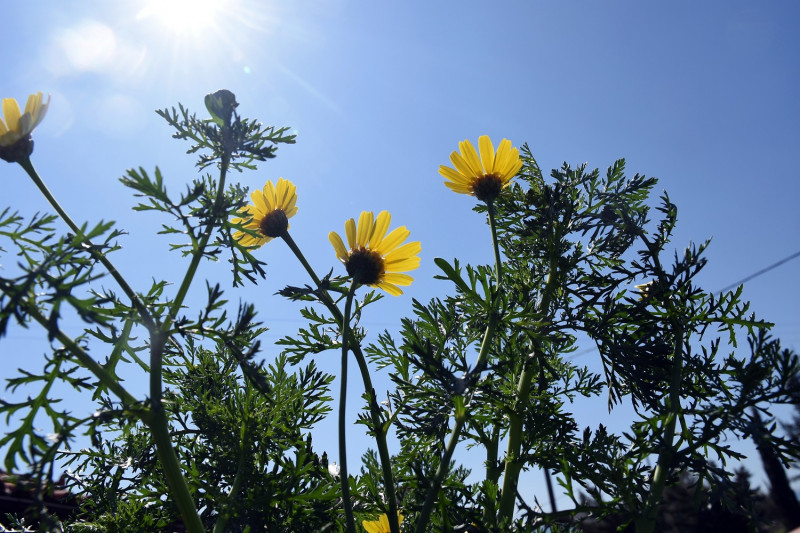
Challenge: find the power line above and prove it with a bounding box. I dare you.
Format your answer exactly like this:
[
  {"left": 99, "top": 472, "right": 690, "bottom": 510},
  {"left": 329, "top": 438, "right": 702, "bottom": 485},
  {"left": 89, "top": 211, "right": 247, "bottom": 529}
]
[
  {"left": 718, "top": 249, "right": 800, "bottom": 292},
  {"left": 568, "top": 248, "right": 800, "bottom": 360}
]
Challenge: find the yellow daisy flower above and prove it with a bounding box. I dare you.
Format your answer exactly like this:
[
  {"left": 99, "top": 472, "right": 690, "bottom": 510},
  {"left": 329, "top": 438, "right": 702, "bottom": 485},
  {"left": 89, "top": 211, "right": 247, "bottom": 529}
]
[
  {"left": 329, "top": 211, "right": 420, "bottom": 296},
  {"left": 362, "top": 512, "right": 404, "bottom": 533},
  {"left": 439, "top": 135, "right": 523, "bottom": 202},
  {"left": 0, "top": 92, "right": 50, "bottom": 147},
  {"left": 232, "top": 178, "right": 298, "bottom": 248}
]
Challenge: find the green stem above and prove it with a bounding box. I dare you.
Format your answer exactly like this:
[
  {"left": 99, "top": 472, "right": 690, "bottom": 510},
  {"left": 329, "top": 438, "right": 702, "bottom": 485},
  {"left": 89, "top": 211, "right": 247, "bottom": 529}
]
[
  {"left": 282, "top": 232, "right": 401, "bottom": 533},
  {"left": 482, "top": 423, "right": 501, "bottom": 526},
  {"left": 148, "top": 334, "right": 204, "bottom": 532},
  {"left": 497, "top": 357, "right": 534, "bottom": 519},
  {"left": 350, "top": 348, "right": 400, "bottom": 533},
  {"left": 19, "top": 153, "right": 208, "bottom": 530},
  {"left": 165, "top": 154, "right": 229, "bottom": 329},
  {"left": 416, "top": 313, "right": 498, "bottom": 532},
  {"left": 487, "top": 200, "right": 503, "bottom": 282},
  {"left": 339, "top": 282, "right": 358, "bottom": 533},
  {"left": 26, "top": 303, "right": 142, "bottom": 415},
  {"left": 633, "top": 232, "right": 686, "bottom": 533},
  {"left": 149, "top": 153, "right": 230, "bottom": 533},
  {"left": 497, "top": 221, "right": 562, "bottom": 522},
  {"left": 18, "top": 157, "right": 157, "bottom": 333},
  {"left": 213, "top": 390, "right": 251, "bottom": 533},
  {"left": 635, "top": 324, "right": 685, "bottom": 533},
  {"left": 281, "top": 231, "right": 325, "bottom": 289},
  {"left": 416, "top": 199, "right": 505, "bottom": 532},
  {"left": 213, "top": 459, "right": 245, "bottom": 533}
]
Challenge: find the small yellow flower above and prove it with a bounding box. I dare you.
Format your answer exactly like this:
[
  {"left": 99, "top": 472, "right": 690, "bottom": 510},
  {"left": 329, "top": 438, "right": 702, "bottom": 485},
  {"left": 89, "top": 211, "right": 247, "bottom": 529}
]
[
  {"left": 439, "top": 135, "right": 522, "bottom": 202},
  {"left": 634, "top": 280, "right": 659, "bottom": 301},
  {"left": 0, "top": 92, "right": 50, "bottom": 163},
  {"left": 0, "top": 92, "right": 50, "bottom": 147},
  {"left": 362, "top": 512, "right": 404, "bottom": 533},
  {"left": 329, "top": 211, "right": 420, "bottom": 296},
  {"left": 232, "top": 178, "right": 298, "bottom": 248}
]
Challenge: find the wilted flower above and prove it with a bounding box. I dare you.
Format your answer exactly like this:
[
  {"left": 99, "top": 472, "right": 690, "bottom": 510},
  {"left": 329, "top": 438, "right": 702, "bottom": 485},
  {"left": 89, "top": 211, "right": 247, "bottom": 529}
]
[{"left": 329, "top": 210, "right": 420, "bottom": 296}]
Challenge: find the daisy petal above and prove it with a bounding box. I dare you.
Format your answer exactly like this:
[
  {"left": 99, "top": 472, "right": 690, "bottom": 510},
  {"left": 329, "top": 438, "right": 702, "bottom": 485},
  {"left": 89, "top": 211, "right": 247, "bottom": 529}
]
[
  {"left": 498, "top": 146, "right": 522, "bottom": 177},
  {"left": 478, "top": 135, "right": 495, "bottom": 174},
  {"left": 449, "top": 151, "right": 476, "bottom": 180},
  {"left": 2, "top": 98, "right": 21, "bottom": 132},
  {"left": 385, "top": 257, "right": 420, "bottom": 272},
  {"left": 31, "top": 94, "right": 50, "bottom": 130},
  {"left": 329, "top": 231, "right": 348, "bottom": 262},
  {"left": 439, "top": 165, "right": 472, "bottom": 185},
  {"left": 384, "top": 241, "right": 421, "bottom": 263},
  {"left": 383, "top": 272, "right": 414, "bottom": 286},
  {"left": 251, "top": 190, "right": 267, "bottom": 212},
  {"left": 494, "top": 139, "right": 512, "bottom": 172},
  {"left": 502, "top": 156, "right": 523, "bottom": 179},
  {"left": 18, "top": 114, "right": 33, "bottom": 136},
  {"left": 444, "top": 181, "right": 473, "bottom": 195},
  {"left": 375, "top": 282, "right": 403, "bottom": 296},
  {"left": 377, "top": 226, "right": 410, "bottom": 254},
  {"left": 263, "top": 181, "right": 277, "bottom": 209},
  {"left": 370, "top": 211, "right": 391, "bottom": 248},
  {"left": 345, "top": 218, "right": 357, "bottom": 249},
  {"left": 356, "top": 211, "right": 374, "bottom": 247},
  {"left": 459, "top": 139, "right": 483, "bottom": 177},
  {"left": 23, "top": 93, "right": 41, "bottom": 116}
]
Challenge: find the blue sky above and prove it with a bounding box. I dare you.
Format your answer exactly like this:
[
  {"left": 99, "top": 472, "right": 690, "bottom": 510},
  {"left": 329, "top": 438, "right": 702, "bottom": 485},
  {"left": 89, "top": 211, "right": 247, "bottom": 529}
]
[{"left": 2, "top": 0, "right": 799, "bottom": 507}]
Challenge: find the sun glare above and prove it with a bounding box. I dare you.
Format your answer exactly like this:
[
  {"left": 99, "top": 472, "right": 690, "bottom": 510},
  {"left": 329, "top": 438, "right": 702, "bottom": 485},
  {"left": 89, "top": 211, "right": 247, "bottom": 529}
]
[{"left": 137, "top": 0, "right": 233, "bottom": 38}]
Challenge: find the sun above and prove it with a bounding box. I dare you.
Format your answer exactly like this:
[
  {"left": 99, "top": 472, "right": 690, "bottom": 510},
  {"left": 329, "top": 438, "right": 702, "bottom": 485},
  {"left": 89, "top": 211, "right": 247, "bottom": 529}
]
[{"left": 137, "top": 0, "right": 234, "bottom": 38}]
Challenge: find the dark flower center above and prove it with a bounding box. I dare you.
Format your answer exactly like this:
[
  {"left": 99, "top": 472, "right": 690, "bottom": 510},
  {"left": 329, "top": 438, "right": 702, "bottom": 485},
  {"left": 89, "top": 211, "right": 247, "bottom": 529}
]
[
  {"left": 0, "top": 135, "right": 34, "bottom": 163},
  {"left": 471, "top": 174, "right": 504, "bottom": 202},
  {"left": 345, "top": 248, "right": 385, "bottom": 285},
  {"left": 259, "top": 209, "right": 288, "bottom": 238}
]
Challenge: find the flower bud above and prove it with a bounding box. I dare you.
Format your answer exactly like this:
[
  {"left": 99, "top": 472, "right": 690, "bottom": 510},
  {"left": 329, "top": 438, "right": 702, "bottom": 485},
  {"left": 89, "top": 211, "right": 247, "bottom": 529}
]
[{"left": 204, "top": 89, "right": 238, "bottom": 127}]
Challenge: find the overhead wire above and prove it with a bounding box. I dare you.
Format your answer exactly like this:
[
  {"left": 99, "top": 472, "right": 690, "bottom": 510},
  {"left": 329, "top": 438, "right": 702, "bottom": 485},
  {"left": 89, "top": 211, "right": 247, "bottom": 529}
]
[
  {"left": 718, "top": 249, "right": 800, "bottom": 292},
  {"left": 567, "top": 248, "right": 800, "bottom": 360}
]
